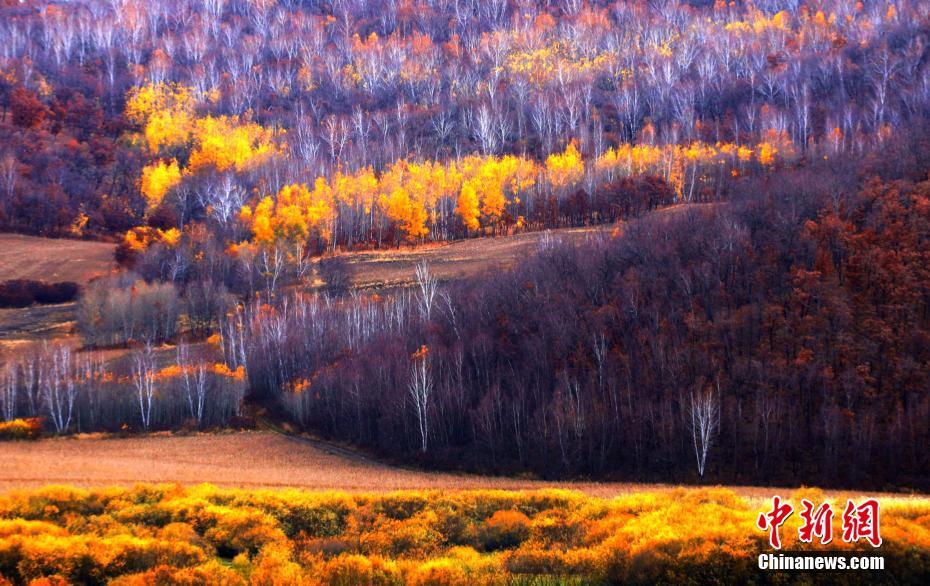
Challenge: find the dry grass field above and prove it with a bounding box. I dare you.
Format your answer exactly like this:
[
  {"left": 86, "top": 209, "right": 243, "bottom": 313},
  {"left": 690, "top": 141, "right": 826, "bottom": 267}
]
[
  {"left": 0, "top": 430, "right": 907, "bottom": 502},
  {"left": 341, "top": 225, "right": 616, "bottom": 289},
  {"left": 0, "top": 233, "right": 116, "bottom": 284},
  {"left": 0, "top": 431, "right": 650, "bottom": 495}
]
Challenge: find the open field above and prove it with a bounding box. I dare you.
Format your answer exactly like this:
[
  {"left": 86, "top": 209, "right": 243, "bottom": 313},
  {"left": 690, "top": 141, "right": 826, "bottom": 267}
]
[
  {"left": 0, "top": 431, "right": 656, "bottom": 496},
  {"left": 0, "top": 233, "right": 116, "bottom": 346},
  {"left": 0, "top": 430, "right": 911, "bottom": 502},
  {"left": 0, "top": 302, "right": 78, "bottom": 345},
  {"left": 0, "top": 225, "right": 614, "bottom": 345},
  {"left": 0, "top": 233, "right": 116, "bottom": 284}
]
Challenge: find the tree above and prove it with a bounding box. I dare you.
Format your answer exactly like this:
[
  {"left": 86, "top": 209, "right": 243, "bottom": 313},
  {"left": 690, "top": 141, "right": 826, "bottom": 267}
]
[
  {"left": 690, "top": 383, "right": 720, "bottom": 478},
  {"left": 41, "top": 345, "right": 76, "bottom": 434},
  {"left": 141, "top": 159, "right": 182, "bottom": 215},
  {"left": 9, "top": 87, "right": 47, "bottom": 128},
  {"left": 408, "top": 346, "right": 432, "bottom": 453},
  {"left": 456, "top": 182, "right": 480, "bottom": 233},
  {"left": 132, "top": 343, "right": 157, "bottom": 431},
  {"left": 414, "top": 262, "right": 437, "bottom": 321}
]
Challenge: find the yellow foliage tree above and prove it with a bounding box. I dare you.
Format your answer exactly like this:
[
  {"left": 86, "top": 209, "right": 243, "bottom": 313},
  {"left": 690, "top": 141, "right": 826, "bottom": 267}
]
[
  {"left": 244, "top": 181, "right": 335, "bottom": 246},
  {"left": 126, "top": 82, "right": 197, "bottom": 154},
  {"left": 545, "top": 141, "right": 584, "bottom": 190},
  {"left": 383, "top": 187, "right": 429, "bottom": 241},
  {"left": 456, "top": 182, "right": 481, "bottom": 232},
  {"left": 140, "top": 159, "right": 182, "bottom": 215},
  {"left": 188, "top": 116, "right": 275, "bottom": 174}
]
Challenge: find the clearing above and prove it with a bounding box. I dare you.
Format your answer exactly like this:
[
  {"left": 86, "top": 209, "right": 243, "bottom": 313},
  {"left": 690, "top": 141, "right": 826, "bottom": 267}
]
[{"left": 340, "top": 225, "right": 615, "bottom": 289}]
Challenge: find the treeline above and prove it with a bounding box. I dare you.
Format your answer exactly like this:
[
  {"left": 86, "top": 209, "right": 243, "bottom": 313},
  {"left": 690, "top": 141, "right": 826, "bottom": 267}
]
[{"left": 233, "top": 152, "right": 930, "bottom": 489}]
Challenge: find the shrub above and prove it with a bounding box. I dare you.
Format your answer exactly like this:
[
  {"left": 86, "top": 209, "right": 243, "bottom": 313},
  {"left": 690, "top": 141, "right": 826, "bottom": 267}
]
[
  {"left": 318, "top": 554, "right": 401, "bottom": 586},
  {"left": 0, "top": 281, "right": 79, "bottom": 308},
  {"left": 0, "top": 485, "right": 927, "bottom": 585},
  {"left": 0, "top": 281, "right": 32, "bottom": 307},
  {"left": 479, "top": 510, "right": 532, "bottom": 551},
  {"left": 31, "top": 282, "right": 79, "bottom": 305},
  {"left": 0, "top": 418, "right": 43, "bottom": 440},
  {"left": 407, "top": 558, "right": 470, "bottom": 586}
]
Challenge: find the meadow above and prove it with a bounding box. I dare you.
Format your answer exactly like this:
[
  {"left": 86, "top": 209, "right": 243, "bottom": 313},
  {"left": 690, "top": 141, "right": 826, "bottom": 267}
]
[{"left": 0, "top": 484, "right": 926, "bottom": 585}]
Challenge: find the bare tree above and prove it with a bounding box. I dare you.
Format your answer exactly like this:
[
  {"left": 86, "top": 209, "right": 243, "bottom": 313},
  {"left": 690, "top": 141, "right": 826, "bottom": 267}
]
[
  {"left": 132, "top": 343, "right": 157, "bottom": 430},
  {"left": 689, "top": 382, "right": 720, "bottom": 478},
  {"left": 178, "top": 343, "right": 206, "bottom": 425},
  {"left": 1, "top": 364, "right": 17, "bottom": 421},
  {"left": 414, "top": 262, "right": 438, "bottom": 321},
  {"left": 408, "top": 350, "right": 433, "bottom": 453},
  {"left": 42, "top": 345, "right": 76, "bottom": 434}
]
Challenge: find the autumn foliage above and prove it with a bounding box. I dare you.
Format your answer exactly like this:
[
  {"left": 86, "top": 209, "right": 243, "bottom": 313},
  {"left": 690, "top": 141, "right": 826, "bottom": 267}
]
[
  {"left": 234, "top": 165, "right": 930, "bottom": 489},
  {"left": 0, "top": 0, "right": 926, "bottom": 242},
  {"left": 0, "top": 485, "right": 926, "bottom": 585}
]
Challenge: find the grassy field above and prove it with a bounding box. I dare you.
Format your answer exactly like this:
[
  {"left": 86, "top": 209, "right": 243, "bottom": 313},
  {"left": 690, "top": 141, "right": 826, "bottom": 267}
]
[
  {"left": 0, "top": 430, "right": 680, "bottom": 496},
  {"left": 340, "top": 225, "right": 615, "bottom": 289},
  {"left": 0, "top": 430, "right": 913, "bottom": 502}
]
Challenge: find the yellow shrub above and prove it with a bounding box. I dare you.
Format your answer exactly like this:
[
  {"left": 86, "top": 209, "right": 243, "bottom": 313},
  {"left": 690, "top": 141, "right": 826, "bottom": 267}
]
[
  {"left": 0, "top": 418, "right": 43, "bottom": 440},
  {"left": 0, "top": 484, "right": 927, "bottom": 585},
  {"left": 407, "top": 558, "right": 469, "bottom": 586},
  {"left": 317, "top": 554, "right": 401, "bottom": 586},
  {"left": 480, "top": 510, "right": 531, "bottom": 551}
]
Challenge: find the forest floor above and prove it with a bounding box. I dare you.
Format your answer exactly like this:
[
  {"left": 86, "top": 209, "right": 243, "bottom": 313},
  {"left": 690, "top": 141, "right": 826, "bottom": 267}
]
[{"left": 0, "top": 430, "right": 905, "bottom": 500}]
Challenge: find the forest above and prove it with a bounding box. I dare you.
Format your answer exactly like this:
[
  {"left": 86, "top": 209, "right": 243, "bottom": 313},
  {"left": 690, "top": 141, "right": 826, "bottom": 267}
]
[
  {"left": 1, "top": 0, "right": 927, "bottom": 242},
  {"left": 0, "top": 0, "right": 929, "bottom": 492}
]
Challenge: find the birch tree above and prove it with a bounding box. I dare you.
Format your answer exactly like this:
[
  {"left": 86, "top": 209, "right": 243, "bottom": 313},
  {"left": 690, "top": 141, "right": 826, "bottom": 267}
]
[
  {"left": 132, "top": 343, "right": 157, "bottom": 430},
  {"left": 414, "top": 262, "right": 438, "bottom": 322},
  {"left": 408, "top": 346, "right": 432, "bottom": 453},
  {"left": 690, "top": 382, "right": 720, "bottom": 478}
]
